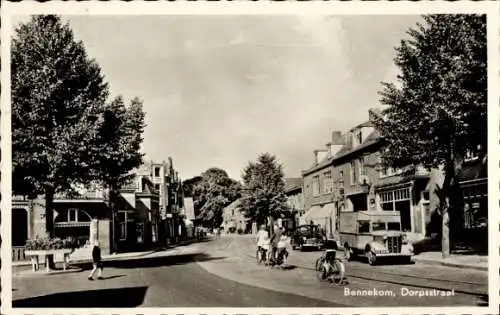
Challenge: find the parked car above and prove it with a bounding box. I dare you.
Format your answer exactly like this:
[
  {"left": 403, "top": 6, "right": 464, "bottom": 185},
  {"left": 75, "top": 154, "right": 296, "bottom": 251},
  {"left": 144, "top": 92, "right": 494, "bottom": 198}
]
[{"left": 291, "top": 225, "right": 325, "bottom": 251}]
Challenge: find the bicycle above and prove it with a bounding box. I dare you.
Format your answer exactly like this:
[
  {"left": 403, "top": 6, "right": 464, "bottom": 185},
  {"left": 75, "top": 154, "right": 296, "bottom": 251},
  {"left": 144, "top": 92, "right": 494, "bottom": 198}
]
[{"left": 315, "top": 249, "right": 345, "bottom": 285}]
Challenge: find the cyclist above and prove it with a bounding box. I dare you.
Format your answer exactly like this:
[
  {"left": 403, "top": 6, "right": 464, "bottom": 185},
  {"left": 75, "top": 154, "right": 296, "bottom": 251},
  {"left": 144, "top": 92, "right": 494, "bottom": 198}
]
[{"left": 255, "top": 225, "right": 270, "bottom": 261}]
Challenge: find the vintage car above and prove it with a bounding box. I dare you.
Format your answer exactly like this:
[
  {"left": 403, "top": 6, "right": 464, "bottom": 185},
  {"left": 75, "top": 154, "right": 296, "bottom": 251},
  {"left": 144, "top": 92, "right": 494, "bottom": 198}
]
[
  {"left": 290, "top": 224, "right": 325, "bottom": 251},
  {"left": 339, "top": 211, "right": 413, "bottom": 265}
]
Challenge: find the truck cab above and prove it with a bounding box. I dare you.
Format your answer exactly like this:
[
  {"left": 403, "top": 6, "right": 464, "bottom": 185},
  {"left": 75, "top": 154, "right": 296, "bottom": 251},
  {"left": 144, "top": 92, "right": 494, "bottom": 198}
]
[{"left": 339, "top": 211, "right": 413, "bottom": 265}]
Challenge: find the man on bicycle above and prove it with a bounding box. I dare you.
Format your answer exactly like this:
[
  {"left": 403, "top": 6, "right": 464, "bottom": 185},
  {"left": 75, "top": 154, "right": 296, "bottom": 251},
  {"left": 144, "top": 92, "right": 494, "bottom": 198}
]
[
  {"left": 255, "top": 225, "right": 270, "bottom": 258},
  {"left": 322, "top": 238, "right": 339, "bottom": 263}
]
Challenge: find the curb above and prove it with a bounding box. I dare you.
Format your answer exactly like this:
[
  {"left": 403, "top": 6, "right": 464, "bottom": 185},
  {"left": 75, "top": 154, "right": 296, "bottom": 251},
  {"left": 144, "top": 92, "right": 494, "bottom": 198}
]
[
  {"left": 412, "top": 258, "right": 488, "bottom": 272},
  {"left": 12, "top": 239, "right": 208, "bottom": 272}
]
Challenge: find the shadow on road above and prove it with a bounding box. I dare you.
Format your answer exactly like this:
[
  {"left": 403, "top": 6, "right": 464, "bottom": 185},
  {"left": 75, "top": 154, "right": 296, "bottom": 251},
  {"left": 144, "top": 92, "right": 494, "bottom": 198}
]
[
  {"left": 13, "top": 286, "right": 148, "bottom": 308},
  {"left": 100, "top": 274, "right": 126, "bottom": 280},
  {"left": 73, "top": 253, "right": 226, "bottom": 271}
]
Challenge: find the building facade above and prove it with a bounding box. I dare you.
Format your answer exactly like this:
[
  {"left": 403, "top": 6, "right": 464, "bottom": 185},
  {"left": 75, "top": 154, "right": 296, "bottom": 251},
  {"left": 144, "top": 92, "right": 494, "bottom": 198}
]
[
  {"left": 12, "top": 174, "right": 161, "bottom": 258},
  {"left": 284, "top": 178, "right": 304, "bottom": 230},
  {"left": 142, "top": 158, "right": 184, "bottom": 244},
  {"left": 222, "top": 199, "right": 248, "bottom": 234},
  {"left": 300, "top": 131, "right": 345, "bottom": 237}
]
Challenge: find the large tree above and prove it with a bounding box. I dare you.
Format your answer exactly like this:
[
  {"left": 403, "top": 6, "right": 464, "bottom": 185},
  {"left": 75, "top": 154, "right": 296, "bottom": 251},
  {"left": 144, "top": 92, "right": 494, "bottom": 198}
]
[
  {"left": 93, "top": 96, "right": 146, "bottom": 190},
  {"left": 12, "top": 15, "right": 146, "bottom": 240},
  {"left": 193, "top": 168, "right": 241, "bottom": 227},
  {"left": 182, "top": 176, "right": 203, "bottom": 198},
  {"left": 239, "top": 153, "right": 288, "bottom": 227},
  {"left": 371, "top": 15, "right": 486, "bottom": 257}
]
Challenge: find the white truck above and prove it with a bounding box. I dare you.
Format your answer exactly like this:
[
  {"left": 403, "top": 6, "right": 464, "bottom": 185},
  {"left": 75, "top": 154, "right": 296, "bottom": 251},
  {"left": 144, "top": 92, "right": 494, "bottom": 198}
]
[{"left": 339, "top": 211, "right": 414, "bottom": 265}]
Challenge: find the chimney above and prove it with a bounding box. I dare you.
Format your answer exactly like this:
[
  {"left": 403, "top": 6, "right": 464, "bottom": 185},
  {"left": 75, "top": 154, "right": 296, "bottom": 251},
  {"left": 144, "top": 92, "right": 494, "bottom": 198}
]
[
  {"left": 314, "top": 149, "right": 328, "bottom": 164},
  {"left": 329, "top": 131, "right": 345, "bottom": 157}
]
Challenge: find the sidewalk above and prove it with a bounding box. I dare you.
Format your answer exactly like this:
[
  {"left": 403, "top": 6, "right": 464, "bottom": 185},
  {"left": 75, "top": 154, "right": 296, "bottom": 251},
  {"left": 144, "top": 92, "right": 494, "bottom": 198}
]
[
  {"left": 412, "top": 251, "right": 488, "bottom": 271},
  {"left": 12, "top": 237, "right": 209, "bottom": 271}
]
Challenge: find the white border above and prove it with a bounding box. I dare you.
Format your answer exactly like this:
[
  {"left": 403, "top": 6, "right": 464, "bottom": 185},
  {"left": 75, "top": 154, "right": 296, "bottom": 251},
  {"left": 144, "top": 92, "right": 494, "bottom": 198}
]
[{"left": 2, "top": 2, "right": 499, "bottom": 315}]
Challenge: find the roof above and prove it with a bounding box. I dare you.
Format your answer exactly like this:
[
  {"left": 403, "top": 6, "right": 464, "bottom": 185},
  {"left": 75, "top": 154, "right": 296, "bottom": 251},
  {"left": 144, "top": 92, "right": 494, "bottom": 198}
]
[{"left": 284, "top": 178, "right": 303, "bottom": 193}]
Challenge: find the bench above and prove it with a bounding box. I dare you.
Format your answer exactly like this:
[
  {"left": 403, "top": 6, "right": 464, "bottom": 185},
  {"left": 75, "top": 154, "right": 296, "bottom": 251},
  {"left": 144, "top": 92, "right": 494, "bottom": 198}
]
[{"left": 24, "top": 249, "right": 74, "bottom": 272}]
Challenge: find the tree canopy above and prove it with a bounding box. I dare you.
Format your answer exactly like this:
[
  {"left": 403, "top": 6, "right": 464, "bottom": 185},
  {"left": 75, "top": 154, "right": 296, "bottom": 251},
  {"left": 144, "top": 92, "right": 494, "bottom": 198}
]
[
  {"left": 12, "top": 15, "right": 146, "bottom": 237},
  {"left": 371, "top": 14, "right": 486, "bottom": 256},
  {"left": 239, "top": 153, "right": 288, "bottom": 226},
  {"left": 12, "top": 15, "right": 109, "bottom": 197},
  {"left": 192, "top": 168, "right": 241, "bottom": 227}
]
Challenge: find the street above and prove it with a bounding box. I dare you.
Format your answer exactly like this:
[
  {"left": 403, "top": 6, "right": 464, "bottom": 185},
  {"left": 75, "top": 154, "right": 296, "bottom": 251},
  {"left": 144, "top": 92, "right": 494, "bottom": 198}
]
[{"left": 12, "top": 236, "right": 488, "bottom": 307}]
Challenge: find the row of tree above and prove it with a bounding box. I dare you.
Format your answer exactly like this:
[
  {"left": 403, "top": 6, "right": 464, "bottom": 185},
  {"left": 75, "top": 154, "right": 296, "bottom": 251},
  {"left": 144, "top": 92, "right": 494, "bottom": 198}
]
[
  {"left": 183, "top": 153, "right": 289, "bottom": 229},
  {"left": 12, "top": 15, "right": 146, "bottom": 237}
]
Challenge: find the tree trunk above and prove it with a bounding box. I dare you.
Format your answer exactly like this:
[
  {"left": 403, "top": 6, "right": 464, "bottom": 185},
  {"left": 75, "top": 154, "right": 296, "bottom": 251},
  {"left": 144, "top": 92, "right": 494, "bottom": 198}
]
[
  {"left": 44, "top": 185, "right": 55, "bottom": 238},
  {"left": 441, "top": 156, "right": 463, "bottom": 258},
  {"left": 44, "top": 184, "right": 56, "bottom": 269}
]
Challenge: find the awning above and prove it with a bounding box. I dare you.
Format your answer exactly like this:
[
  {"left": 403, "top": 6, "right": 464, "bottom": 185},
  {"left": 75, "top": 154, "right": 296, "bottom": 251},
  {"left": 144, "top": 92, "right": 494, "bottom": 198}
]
[{"left": 303, "top": 203, "right": 335, "bottom": 223}]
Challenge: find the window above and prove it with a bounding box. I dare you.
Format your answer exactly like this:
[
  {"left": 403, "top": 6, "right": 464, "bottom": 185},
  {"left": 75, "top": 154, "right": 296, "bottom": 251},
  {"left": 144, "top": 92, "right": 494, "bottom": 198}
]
[
  {"left": 118, "top": 211, "right": 133, "bottom": 241},
  {"left": 380, "top": 167, "right": 403, "bottom": 178},
  {"left": 372, "top": 222, "right": 386, "bottom": 231},
  {"left": 154, "top": 167, "right": 161, "bottom": 177},
  {"left": 68, "top": 209, "right": 78, "bottom": 222},
  {"left": 323, "top": 171, "right": 333, "bottom": 194},
  {"left": 355, "top": 130, "right": 362, "bottom": 145},
  {"left": 358, "top": 221, "right": 370, "bottom": 233},
  {"left": 358, "top": 158, "right": 365, "bottom": 176},
  {"left": 378, "top": 188, "right": 412, "bottom": 231},
  {"left": 349, "top": 161, "right": 356, "bottom": 185},
  {"left": 312, "top": 175, "right": 320, "bottom": 196},
  {"left": 339, "top": 170, "right": 344, "bottom": 183},
  {"left": 155, "top": 184, "right": 160, "bottom": 192},
  {"left": 387, "top": 222, "right": 401, "bottom": 231}
]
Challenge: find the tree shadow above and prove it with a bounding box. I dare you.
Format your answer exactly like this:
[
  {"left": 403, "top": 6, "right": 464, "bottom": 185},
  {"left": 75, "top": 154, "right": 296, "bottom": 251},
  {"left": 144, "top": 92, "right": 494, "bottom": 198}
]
[
  {"left": 73, "top": 253, "right": 226, "bottom": 270},
  {"left": 13, "top": 286, "right": 148, "bottom": 308}
]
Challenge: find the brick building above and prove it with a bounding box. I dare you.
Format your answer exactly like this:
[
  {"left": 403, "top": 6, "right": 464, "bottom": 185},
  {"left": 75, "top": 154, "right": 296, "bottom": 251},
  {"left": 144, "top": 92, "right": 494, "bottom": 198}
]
[{"left": 301, "top": 131, "right": 345, "bottom": 237}]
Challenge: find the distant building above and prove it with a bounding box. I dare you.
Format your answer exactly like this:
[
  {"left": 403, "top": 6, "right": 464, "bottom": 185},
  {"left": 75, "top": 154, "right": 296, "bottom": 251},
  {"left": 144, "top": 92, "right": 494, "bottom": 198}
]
[
  {"left": 222, "top": 199, "right": 248, "bottom": 234},
  {"left": 284, "top": 178, "right": 304, "bottom": 230},
  {"left": 142, "top": 158, "right": 184, "bottom": 244}
]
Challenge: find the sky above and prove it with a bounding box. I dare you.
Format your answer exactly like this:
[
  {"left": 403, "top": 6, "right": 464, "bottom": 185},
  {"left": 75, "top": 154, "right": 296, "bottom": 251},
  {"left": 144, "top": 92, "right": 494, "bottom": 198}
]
[{"left": 13, "top": 15, "right": 423, "bottom": 181}]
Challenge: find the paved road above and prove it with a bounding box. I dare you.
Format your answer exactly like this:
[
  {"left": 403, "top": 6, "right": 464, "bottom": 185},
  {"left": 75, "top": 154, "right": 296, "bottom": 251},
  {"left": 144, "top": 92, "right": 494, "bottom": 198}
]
[
  {"left": 12, "top": 236, "right": 489, "bottom": 307},
  {"left": 195, "top": 236, "right": 489, "bottom": 307},
  {"left": 12, "top": 246, "right": 338, "bottom": 307}
]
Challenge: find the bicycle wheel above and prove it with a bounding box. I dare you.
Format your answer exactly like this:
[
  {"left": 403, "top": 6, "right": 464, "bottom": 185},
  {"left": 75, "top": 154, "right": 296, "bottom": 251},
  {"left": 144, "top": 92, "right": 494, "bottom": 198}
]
[
  {"left": 332, "top": 260, "right": 345, "bottom": 285},
  {"left": 315, "top": 259, "right": 327, "bottom": 281},
  {"left": 256, "top": 249, "right": 262, "bottom": 264},
  {"left": 315, "top": 257, "right": 323, "bottom": 271}
]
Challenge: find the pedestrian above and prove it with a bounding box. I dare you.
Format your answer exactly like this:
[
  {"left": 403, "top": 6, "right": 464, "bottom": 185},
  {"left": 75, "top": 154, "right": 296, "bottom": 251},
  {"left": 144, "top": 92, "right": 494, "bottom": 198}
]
[{"left": 88, "top": 241, "right": 103, "bottom": 281}]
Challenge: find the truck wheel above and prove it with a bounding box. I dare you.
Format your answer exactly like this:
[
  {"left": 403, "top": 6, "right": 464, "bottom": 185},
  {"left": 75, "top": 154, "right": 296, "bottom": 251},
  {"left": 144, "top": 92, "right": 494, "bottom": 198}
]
[
  {"left": 366, "top": 251, "right": 376, "bottom": 265},
  {"left": 344, "top": 242, "right": 352, "bottom": 261}
]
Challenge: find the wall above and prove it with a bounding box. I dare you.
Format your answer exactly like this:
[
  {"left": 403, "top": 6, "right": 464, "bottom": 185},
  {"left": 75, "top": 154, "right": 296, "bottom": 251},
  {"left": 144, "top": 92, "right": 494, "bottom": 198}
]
[{"left": 303, "top": 164, "right": 335, "bottom": 210}]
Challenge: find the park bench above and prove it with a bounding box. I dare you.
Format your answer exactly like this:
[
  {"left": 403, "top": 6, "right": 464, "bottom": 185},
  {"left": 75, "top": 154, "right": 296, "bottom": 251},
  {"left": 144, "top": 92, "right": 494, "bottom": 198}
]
[{"left": 24, "top": 249, "right": 73, "bottom": 272}]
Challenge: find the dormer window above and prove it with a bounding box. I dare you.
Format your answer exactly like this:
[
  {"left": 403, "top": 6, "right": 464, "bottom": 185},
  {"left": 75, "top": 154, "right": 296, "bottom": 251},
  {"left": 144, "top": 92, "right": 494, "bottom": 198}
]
[{"left": 154, "top": 167, "right": 161, "bottom": 177}]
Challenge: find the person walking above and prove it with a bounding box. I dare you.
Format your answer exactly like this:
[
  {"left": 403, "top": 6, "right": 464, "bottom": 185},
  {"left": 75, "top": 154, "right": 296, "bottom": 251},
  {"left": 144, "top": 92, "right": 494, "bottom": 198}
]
[{"left": 88, "top": 241, "right": 103, "bottom": 280}]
